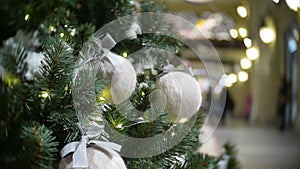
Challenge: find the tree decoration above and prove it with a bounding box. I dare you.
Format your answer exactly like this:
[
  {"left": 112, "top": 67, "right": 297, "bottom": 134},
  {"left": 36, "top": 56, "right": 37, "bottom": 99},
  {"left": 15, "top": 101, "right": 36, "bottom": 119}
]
[{"left": 59, "top": 124, "right": 127, "bottom": 169}]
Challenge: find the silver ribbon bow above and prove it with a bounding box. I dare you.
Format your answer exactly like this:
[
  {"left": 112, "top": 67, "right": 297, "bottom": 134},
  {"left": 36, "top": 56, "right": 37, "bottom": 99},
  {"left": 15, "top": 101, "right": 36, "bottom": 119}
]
[{"left": 60, "top": 124, "right": 122, "bottom": 168}]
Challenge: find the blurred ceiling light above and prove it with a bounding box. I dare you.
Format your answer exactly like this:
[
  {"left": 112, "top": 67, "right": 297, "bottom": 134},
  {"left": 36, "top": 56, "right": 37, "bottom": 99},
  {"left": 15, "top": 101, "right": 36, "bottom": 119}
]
[
  {"left": 238, "top": 71, "right": 249, "bottom": 82},
  {"left": 240, "top": 58, "right": 252, "bottom": 69},
  {"left": 237, "top": 6, "right": 248, "bottom": 18},
  {"left": 230, "top": 29, "right": 238, "bottom": 39},
  {"left": 259, "top": 26, "right": 276, "bottom": 43},
  {"left": 246, "top": 47, "right": 259, "bottom": 60},
  {"left": 273, "top": 0, "right": 280, "bottom": 3},
  {"left": 183, "top": 0, "right": 215, "bottom": 3},
  {"left": 228, "top": 73, "right": 237, "bottom": 84},
  {"left": 243, "top": 38, "right": 252, "bottom": 48},
  {"left": 285, "top": 0, "right": 299, "bottom": 11},
  {"left": 239, "top": 27, "right": 248, "bottom": 38}
]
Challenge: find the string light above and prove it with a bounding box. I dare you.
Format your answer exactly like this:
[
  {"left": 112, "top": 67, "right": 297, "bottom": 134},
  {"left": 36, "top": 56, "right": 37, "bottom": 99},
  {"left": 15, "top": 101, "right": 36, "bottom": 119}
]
[
  {"left": 239, "top": 27, "right": 248, "bottom": 38},
  {"left": 70, "top": 29, "right": 76, "bottom": 36},
  {"left": 228, "top": 73, "right": 237, "bottom": 84},
  {"left": 237, "top": 6, "right": 248, "bottom": 18},
  {"left": 116, "top": 124, "right": 123, "bottom": 129},
  {"left": 39, "top": 91, "right": 50, "bottom": 99},
  {"left": 179, "top": 118, "right": 188, "bottom": 123},
  {"left": 259, "top": 26, "right": 275, "bottom": 44},
  {"left": 238, "top": 71, "right": 249, "bottom": 82},
  {"left": 243, "top": 38, "right": 252, "bottom": 48},
  {"left": 229, "top": 29, "right": 238, "bottom": 39},
  {"left": 246, "top": 47, "right": 259, "bottom": 60},
  {"left": 24, "top": 14, "right": 30, "bottom": 21},
  {"left": 240, "top": 58, "right": 252, "bottom": 69},
  {"left": 49, "top": 25, "right": 55, "bottom": 32},
  {"left": 122, "top": 52, "right": 128, "bottom": 58},
  {"left": 60, "top": 33, "right": 64, "bottom": 38}
]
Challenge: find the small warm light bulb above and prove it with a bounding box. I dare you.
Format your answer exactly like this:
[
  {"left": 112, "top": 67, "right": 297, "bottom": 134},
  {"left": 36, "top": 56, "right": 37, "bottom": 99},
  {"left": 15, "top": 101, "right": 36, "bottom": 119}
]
[
  {"left": 230, "top": 29, "right": 238, "bottom": 39},
  {"left": 238, "top": 71, "right": 249, "bottom": 82},
  {"left": 116, "top": 124, "right": 123, "bottom": 129},
  {"left": 99, "top": 97, "right": 106, "bottom": 101},
  {"left": 49, "top": 25, "right": 55, "bottom": 32},
  {"left": 60, "top": 33, "right": 64, "bottom": 38},
  {"left": 273, "top": 0, "right": 280, "bottom": 3},
  {"left": 179, "top": 118, "right": 188, "bottom": 123},
  {"left": 70, "top": 29, "right": 76, "bottom": 36},
  {"left": 237, "top": 6, "right": 248, "bottom": 18},
  {"left": 40, "top": 91, "right": 50, "bottom": 99},
  {"left": 24, "top": 14, "right": 30, "bottom": 21},
  {"left": 240, "top": 58, "right": 252, "bottom": 69},
  {"left": 122, "top": 52, "right": 128, "bottom": 58},
  {"left": 239, "top": 28, "right": 248, "bottom": 38},
  {"left": 246, "top": 47, "right": 259, "bottom": 60},
  {"left": 243, "top": 38, "right": 252, "bottom": 48}
]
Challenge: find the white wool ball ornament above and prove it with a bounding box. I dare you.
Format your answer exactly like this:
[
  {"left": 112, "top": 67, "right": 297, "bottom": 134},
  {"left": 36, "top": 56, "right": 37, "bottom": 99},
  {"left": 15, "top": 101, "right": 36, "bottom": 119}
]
[
  {"left": 59, "top": 145, "right": 127, "bottom": 169},
  {"left": 107, "top": 51, "right": 137, "bottom": 105},
  {"left": 154, "top": 71, "right": 202, "bottom": 122}
]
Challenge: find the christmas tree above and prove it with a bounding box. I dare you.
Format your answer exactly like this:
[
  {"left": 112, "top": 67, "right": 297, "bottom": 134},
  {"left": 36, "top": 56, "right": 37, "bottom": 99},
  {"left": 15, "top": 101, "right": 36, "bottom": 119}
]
[{"left": 0, "top": 0, "right": 239, "bottom": 168}]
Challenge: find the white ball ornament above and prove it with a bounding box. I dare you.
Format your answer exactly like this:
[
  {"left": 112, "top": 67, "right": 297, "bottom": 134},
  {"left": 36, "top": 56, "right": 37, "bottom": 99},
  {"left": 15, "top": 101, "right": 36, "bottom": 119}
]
[
  {"left": 107, "top": 51, "right": 137, "bottom": 105},
  {"left": 59, "top": 145, "right": 127, "bottom": 169},
  {"left": 156, "top": 71, "right": 202, "bottom": 122}
]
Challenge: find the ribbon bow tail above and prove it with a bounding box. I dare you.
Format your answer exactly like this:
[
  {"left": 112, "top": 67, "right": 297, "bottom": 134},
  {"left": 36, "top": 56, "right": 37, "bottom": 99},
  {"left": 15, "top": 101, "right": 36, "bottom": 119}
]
[
  {"left": 60, "top": 137, "right": 89, "bottom": 168},
  {"left": 72, "top": 137, "right": 88, "bottom": 168}
]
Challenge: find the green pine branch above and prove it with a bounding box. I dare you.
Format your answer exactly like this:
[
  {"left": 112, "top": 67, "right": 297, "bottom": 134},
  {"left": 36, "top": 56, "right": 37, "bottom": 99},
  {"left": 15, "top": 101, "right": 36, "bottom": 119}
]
[{"left": 19, "top": 122, "right": 58, "bottom": 169}]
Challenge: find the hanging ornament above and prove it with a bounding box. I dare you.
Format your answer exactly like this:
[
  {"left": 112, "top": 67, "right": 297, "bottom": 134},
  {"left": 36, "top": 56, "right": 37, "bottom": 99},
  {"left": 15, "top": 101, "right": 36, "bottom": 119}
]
[
  {"left": 107, "top": 50, "right": 136, "bottom": 105},
  {"left": 77, "top": 33, "right": 137, "bottom": 105},
  {"left": 59, "top": 124, "right": 127, "bottom": 169},
  {"left": 153, "top": 66, "right": 202, "bottom": 122},
  {"left": 64, "top": 33, "right": 136, "bottom": 169}
]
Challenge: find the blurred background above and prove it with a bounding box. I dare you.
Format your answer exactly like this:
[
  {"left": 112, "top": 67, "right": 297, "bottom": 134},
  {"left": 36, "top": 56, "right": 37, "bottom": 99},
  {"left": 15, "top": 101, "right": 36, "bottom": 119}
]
[{"left": 157, "top": 0, "right": 300, "bottom": 169}]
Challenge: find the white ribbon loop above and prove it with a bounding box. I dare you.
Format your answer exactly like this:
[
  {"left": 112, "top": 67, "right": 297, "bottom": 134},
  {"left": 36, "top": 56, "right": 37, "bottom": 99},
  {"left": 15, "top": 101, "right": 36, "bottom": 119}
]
[
  {"left": 60, "top": 136, "right": 122, "bottom": 168},
  {"left": 60, "top": 124, "right": 122, "bottom": 168}
]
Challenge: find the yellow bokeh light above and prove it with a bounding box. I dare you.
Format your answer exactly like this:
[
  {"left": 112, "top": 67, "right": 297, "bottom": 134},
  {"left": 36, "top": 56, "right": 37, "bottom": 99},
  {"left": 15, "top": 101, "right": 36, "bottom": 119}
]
[
  {"left": 243, "top": 38, "right": 252, "bottom": 48},
  {"left": 239, "top": 28, "right": 248, "bottom": 38},
  {"left": 228, "top": 73, "right": 237, "bottom": 84},
  {"left": 238, "top": 71, "right": 249, "bottom": 82},
  {"left": 122, "top": 52, "right": 128, "bottom": 58},
  {"left": 237, "top": 6, "right": 248, "bottom": 18},
  {"left": 246, "top": 47, "right": 259, "bottom": 60},
  {"left": 240, "top": 58, "right": 252, "bottom": 69},
  {"left": 259, "top": 26, "right": 276, "bottom": 44},
  {"left": 230, "top": 29, "right": 238, "bottom": 39},
  {"left": 24, "top": 14, "right": 30, "bottom": 21}
]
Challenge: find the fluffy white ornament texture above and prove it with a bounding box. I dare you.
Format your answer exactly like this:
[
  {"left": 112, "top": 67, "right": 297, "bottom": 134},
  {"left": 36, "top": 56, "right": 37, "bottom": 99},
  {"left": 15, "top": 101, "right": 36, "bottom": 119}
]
[
  {"left": 156, "top": 71, "right": 202, "bottom": 122},
  {"left": 107, "top": 51, "right": 137, "bottom": 105},
  {"left": 59, "top": 146, "right": 127, "bottom": 169}
]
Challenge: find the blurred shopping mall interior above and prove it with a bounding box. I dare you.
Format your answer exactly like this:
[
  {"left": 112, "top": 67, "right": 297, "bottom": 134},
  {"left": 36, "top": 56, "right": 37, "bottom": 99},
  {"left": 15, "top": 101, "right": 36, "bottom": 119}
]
[{"left": 158, "top": 0, "right": 300, "bottom": 169}]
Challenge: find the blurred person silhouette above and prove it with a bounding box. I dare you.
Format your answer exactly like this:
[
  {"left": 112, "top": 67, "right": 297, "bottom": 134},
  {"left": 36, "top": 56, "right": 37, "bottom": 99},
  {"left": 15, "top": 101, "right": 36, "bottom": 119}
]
[
  {"left": 221, "top": 90, "right": 234, "bottom": 125},
  {"left": 244, "top": 93, "right": 252, "bottom": 121},
  {"left": 277, "top": 76, "right": 291, "bottom": 131}
]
